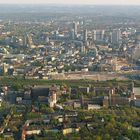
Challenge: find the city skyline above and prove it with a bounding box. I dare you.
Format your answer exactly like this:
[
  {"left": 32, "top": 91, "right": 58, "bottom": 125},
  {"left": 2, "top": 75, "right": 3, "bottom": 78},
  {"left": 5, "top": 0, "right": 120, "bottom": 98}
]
[{"left": 1, "top": 0, "right": 140, "bottom": 5}]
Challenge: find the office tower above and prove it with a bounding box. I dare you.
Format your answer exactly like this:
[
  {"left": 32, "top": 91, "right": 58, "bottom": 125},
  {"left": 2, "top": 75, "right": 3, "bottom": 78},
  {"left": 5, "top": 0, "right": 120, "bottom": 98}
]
[
  {"left": 93, "top": 30, "right": 105, "bottom": 42},
  {"left": 81, "top": 45, "right": 86, "bottom": 53},
  {"left": 72, "top": 22, "right": 78, "bottom": 39},
  {"left": 46, "top": 37, "right": 50, "bottom": 43},
  {"left": 23, "top": 36, "right": 28, "bottom": 47},
  {"left": 83, "top": 29, "right": 88, "bottom": 43},
  {"left": 8, "top": 66, "right": 14, "bottom": 76},
  {"left": 70, "top": 29, "right": 75, "bottom": 40},
  {"left": 92, "top": 30, "right": 96, "bottom": 41},
  {"left": 54, "top": 30, "right": 59, "bottom": 40},
  {"left": 96, "top": 30, "right": 102, "bottom": 41},
  {"left": 111, "top": 29, "right": 121, "bottom": 44},
  {"left": 135, "top": 31, "right": 140, "bottom": 44}
]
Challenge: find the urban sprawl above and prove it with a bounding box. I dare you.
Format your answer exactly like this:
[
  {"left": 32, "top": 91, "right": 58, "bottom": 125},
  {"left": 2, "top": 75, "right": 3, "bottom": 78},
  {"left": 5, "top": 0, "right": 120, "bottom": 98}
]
[{"left": 0, "top": 5, "right": 140, "bottom": 140}]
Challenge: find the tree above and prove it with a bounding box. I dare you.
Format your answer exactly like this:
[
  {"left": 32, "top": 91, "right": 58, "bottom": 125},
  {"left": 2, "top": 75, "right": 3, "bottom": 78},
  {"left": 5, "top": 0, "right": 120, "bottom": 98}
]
[
  {"left": 77, "top": 112, "right": 85, "bottom": 122},
  {"left": 104, "top": 134, "right": 111, "bottom": 140},
  {"left": 95, "top": 136, "right": 102, "bottom": 140},
  {"left": 40, "top": 104, "right": 54, "bottom": 113}
]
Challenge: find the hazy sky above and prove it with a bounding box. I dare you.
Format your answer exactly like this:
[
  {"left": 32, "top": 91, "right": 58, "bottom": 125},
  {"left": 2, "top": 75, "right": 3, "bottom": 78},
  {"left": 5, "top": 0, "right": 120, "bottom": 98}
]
[{"left": 1, "top": 0, "right": 140, "bottom": 5}]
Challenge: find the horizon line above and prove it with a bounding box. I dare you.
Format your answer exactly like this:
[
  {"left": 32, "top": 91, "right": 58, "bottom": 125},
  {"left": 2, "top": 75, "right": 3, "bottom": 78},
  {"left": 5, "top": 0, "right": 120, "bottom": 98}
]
[{"left": 1, "top": 3, "right": 140, "bottom": 6}]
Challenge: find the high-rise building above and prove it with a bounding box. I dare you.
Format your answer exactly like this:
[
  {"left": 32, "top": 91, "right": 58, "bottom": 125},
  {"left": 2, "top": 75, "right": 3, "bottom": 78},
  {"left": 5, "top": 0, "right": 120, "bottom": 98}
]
[
  {"left": 70, "top": 29, "right": 75, "bottom": 40},
  {"left": 72, "top": 22, "right": 78, "bottom": 39},
  {"left": 111, "top": 29, "right": 121, "bottom": 44},
  {"left": 93, "top": 30, "right": 105, "bottom": 42},
  {"left": 81, "top": 45, "right": 86, "bottom": 53},
  {"left": 48, "top": 85, "right": 57, "bottom": 108},
  {"left": 135, "top": 31, "right": 140, "bottom": 44},
  {"left": 46, "top": 37, "right": 50, "bottom": 43},
  {"left": 3, "top": 63, "right": 9, "bottom": 74},
  {"left": 54, "top": 30, "right": 59, "bottom": 40},
  {"left": 27, "top": 34, "right": 36, "bottom": 48},
  {"left": 83, "top": 29, "right": 88, "bottom": 43},
  {"left": 7, "top": 66, "right": 14, "bottom": 76},
  {"left": 23, "top": 35, "right": 28, "bottom": 47}
]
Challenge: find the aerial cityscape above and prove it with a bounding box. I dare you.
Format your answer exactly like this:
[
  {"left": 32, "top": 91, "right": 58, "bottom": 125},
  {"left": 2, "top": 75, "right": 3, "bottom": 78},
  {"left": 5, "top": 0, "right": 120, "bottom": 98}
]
[{"left": 0, "top": 3, "right": 140, "bottom": 140}]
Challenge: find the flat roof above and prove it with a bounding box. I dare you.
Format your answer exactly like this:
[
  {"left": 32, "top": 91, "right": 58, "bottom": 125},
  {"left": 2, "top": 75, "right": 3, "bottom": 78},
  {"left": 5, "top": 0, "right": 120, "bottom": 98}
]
[{"left": 134, "top": 87, "right": 140, "bottom": 95}]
